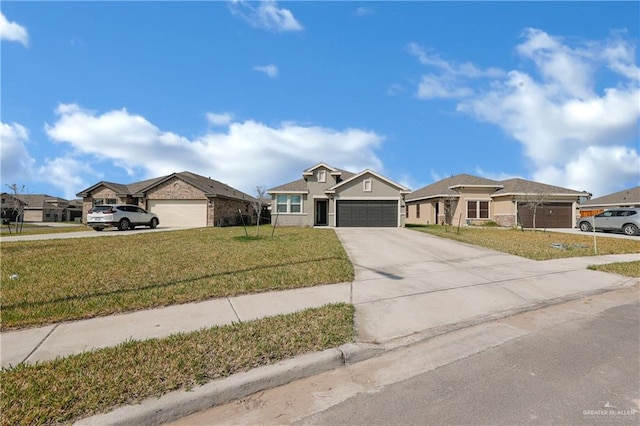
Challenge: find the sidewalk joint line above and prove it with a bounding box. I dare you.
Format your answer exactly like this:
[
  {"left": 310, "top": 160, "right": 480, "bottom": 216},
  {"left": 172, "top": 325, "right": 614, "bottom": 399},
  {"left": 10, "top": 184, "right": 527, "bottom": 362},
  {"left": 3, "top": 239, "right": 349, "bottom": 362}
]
[
  {"left": 23, "top": 324, "right": 59, "bottom": 364},
  {"left": 227, "top": 298, "right": 242, "bottom": 323}
]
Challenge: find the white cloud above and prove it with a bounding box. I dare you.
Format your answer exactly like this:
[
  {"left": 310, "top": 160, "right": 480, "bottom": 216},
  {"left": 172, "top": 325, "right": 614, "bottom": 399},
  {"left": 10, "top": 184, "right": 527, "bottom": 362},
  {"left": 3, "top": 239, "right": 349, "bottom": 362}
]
[
  {"left": 45, "top": 104, "right": 385, "bottom": 194},
  {"left": 414, "top": 29, "right": 640, "bottom": 197},
  {"left": 0, "top": 12, "right": 28, "bottom": 46},
  {"left": 206, "top": 112, "right": 234, "bottom": 126},
  {"left": 230, "top": 0, "right": 303, "bottom": 32},
  {"left": 37, "top": 157, "right": 98, "bottom": 199},
  {"left": 387, "top": 83, "right": 405, "bottom": 96},
  {"left": 417, "top": 74, "right": 472, "bottom": 99},
  {"left": 1, "top": 122, "right": 35, "bottom": 187},
  {"left": 254, "top": 64, "right": 279, "bottom": 78},
  {"left": 408, "top": 42, "right": 505, "bottom": 100},
  {"left": 354, "top": 7, "right": 374, "bottom": 17}
]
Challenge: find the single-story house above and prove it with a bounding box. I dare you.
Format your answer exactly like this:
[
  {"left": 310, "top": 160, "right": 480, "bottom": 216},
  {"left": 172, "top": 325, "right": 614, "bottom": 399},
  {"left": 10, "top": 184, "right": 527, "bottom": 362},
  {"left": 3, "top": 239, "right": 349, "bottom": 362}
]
[
  {"left": 405, "top": 174, "right": 590, "bottom": 229},
  {"left": 579, "top": 186, "right": 640, "bottom": 217},
  {"left": 0, "top": 193, "right": 28, "bottom": 222},
  {"left": 11, "top": 194, "right": 83, "bottom": 223},
  {"left": 77, "top": 172, "right": 256, "bottom": 227},
  {"left": 268, "top": 163, "right": 411, "bottom": 227}
]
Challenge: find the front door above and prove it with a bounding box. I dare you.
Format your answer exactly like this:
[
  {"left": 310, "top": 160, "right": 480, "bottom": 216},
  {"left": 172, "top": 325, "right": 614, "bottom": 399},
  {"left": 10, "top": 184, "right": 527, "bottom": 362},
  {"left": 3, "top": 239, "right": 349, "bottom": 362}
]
[{"left": 315, "top": 200, "right": 328, "bottom": 226}]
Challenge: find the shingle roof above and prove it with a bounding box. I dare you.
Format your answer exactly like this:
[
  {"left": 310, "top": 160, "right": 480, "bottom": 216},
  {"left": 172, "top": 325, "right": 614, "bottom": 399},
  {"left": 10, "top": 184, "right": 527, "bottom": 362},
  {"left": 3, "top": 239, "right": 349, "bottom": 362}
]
[
  {"left": 77, "top": 172, "right": 256, "bottom": 202},
  {"left": 407, "top": 174, "right": 588, "bottom": 202},
  {"left": 268, "top": 164, "right": 357, "bottom": 193},
  {"left": 15, "top": 194, "right": 68, "bottom": 209},
  {"left": 492, "top": 178, "right": 588, "bottom": 196},
  {"left": 581, "top": 186, "right": 640, "bottom": 206},
  {"left": 268, "top": 179, "right": 308, "bottom": 192},
  {"left": 407, "top": 174, "right": 502, "bottom": 201}
]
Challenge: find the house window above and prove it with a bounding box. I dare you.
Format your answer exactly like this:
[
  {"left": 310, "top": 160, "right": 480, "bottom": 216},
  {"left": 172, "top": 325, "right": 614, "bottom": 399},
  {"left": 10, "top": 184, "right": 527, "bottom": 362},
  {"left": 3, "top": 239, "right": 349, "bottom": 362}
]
[
  {"left": 276, "top": 195, "right": 288, "bottom": 213},
  {"left": 363, "top": 179, "right": 372, "bottom": 192},
  {"left": 416, "top": 204, "right": 420, "bottom": 219},
  {"left": 317, "top": 170, "right": 326, "bottom": 183},
  {"left": 275, "top": 194, "right": 303, "bottom": 213},
  {"left": 467, "top": 201, "right": 490, "bottom": 219},
  {"left": 290, "top": 195, "right": 302, "bottom": 213}
]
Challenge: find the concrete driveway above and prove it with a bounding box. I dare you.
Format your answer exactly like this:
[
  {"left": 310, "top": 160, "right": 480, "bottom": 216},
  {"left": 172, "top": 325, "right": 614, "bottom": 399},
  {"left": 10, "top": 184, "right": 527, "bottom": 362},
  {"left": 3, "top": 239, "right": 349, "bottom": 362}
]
[{"left": 334, "top": 228, "right": 637, "bottom": 345}]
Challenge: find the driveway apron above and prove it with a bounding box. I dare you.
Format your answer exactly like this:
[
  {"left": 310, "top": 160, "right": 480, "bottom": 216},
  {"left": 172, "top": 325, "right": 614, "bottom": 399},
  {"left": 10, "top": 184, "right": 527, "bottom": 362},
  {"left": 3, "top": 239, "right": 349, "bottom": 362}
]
[{"left": 334, "top": 228, "right": 634, "bottom": 344}]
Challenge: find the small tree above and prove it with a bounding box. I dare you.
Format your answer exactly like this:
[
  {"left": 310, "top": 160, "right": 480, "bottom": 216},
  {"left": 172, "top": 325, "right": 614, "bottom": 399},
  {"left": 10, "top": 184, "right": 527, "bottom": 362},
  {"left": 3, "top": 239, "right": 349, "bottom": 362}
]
[
  {"left": 4, "top": 184, "right": 27, "bottom": 234},
  {"left": 253, "top": 185, "right": 268, "bottom": 236},
  {"left": 442, "top": 190, "right": 459, "bottom": 232},
  {"left": 521, "top": 190, "right": 551, "bottom": 231}
]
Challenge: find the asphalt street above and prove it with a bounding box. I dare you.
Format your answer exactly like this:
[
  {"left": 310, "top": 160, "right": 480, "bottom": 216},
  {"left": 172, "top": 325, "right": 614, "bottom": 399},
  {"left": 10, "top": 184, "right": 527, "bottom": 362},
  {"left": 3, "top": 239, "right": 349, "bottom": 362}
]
[
  {"left": 299, "top": 301, "right": 640, "bottom": 425},
  {"left": 170, "top": 287, "right": 639, "bottom": 425}
]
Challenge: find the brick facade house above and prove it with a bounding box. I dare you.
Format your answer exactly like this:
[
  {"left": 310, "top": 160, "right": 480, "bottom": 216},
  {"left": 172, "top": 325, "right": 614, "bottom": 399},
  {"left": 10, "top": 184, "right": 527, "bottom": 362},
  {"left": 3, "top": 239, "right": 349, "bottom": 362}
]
[{"left": 77, "top": 172, "right": 256, "bottom": 227}]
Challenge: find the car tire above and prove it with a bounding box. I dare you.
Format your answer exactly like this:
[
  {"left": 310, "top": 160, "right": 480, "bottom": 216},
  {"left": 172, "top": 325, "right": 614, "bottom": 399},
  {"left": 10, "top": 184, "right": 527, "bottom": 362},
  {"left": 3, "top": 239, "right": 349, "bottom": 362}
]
[
  {"left": 118, "top": 218, "right": 131, "bottom": 231},
  {"left": 623, "top": 223, "right": 638, "bottom": 236},
  {"left": 579, "top": 221, "right": 592, "bottom": 232},
  {"left": 150, "top": 218, "right": 159, "bottom": 229}
]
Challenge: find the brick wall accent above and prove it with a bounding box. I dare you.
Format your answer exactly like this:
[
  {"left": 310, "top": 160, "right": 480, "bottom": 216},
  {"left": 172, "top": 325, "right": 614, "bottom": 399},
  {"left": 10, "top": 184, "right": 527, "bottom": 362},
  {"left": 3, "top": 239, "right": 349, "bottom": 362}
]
[
  {"left": 213, "top": 197, "right": 254, "bottom": 226},
  {"left": 146, "top": 178, "right": 208, "bottom": 200},
  {"left": 493, "top": 214, "right": 516, "bottom": 227}
]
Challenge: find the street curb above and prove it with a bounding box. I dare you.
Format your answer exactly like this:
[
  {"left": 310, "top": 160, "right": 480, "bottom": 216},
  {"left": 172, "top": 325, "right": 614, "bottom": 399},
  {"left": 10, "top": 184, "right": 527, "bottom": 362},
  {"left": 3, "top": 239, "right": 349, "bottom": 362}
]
[{"left": 74, "top": 343, "right": 383, "bottom": 426}]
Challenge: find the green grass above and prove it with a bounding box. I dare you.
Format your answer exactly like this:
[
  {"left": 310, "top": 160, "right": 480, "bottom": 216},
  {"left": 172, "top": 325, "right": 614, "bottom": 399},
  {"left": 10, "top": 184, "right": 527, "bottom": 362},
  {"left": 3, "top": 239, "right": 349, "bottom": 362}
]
[
  {"left": 1, "top": 226, "right": 354, "bottom": 330},
  {"left": 588, "top": 261, "right": 640, "bottom": 277},
  {"left": 409, "top": 225, "right": 640, "bottom": 260},
  {"left": 0, "top": 304, "right": 354, "bottom": 426},
  {"left": 0, "top": 224, "right": 89, "bottom": 236}
]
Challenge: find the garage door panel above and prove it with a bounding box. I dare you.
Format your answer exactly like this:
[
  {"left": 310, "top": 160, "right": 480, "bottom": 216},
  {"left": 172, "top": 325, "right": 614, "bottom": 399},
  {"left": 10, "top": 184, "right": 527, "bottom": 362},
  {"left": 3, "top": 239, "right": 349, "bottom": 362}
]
[
  {"left": 337, "top": 200, "right": 398, "bottom": 227},
  {"left": 147, "top": 200, "right": 207, "bottom": 227},
  {"left": 517, "top": 203, "right": 571, "bottom": 228}
]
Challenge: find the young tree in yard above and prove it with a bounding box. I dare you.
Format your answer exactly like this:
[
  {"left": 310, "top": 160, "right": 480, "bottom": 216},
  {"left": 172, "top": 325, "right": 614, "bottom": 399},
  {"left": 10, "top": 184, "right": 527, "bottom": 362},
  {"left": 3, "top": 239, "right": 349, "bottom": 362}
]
[
  {"left": 253, "top": 185, "right": 268, "bottom": 236},
  {"left": 443, "top": 190, "right": 459, "bottom": 232},
  {"left": 521, "top": 190, "right": 551, "bottom": 232},
  {"left": 4, "top": 184, "right": 27, "bottom": 234}
]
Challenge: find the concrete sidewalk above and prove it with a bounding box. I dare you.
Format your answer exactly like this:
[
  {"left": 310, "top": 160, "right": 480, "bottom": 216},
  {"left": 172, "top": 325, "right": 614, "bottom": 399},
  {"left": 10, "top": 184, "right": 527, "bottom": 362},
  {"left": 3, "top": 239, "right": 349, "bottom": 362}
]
[{"left": 1, "top": 228, "right": 638, "bottom": 424}]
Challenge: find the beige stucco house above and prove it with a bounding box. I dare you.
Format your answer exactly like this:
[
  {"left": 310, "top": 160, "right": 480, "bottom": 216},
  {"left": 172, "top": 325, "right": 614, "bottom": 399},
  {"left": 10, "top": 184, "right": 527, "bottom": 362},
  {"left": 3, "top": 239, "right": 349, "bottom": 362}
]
[
  {"left": 77, "top": 172, "right": 256, "bottom": 227},
  {"left": 406, "top": 174, "right": 590, "bottom": 229},
  {"left": 268, "top": 163, "right": 411, "bottom": 227},
  {"left": 579, "top": 186, "right": 640, "bottom": 217}
]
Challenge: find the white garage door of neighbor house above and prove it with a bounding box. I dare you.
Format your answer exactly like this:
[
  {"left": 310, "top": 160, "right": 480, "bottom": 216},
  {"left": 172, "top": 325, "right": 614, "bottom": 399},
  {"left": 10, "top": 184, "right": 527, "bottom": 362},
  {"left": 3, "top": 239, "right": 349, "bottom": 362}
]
[{"left": 147, "top": 200, "right": 207, "bottom": 227}]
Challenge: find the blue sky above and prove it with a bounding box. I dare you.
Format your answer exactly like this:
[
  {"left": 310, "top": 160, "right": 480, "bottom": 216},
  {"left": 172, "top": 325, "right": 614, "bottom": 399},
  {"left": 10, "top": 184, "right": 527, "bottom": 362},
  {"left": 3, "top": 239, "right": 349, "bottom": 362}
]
[{"left": 2, "top": 1, "right": 639, "bottom": 200}]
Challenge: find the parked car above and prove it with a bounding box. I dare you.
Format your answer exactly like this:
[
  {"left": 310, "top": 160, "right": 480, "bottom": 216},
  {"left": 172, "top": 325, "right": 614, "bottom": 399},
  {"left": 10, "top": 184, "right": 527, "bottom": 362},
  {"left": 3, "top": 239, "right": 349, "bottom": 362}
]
[
  {"left": 87, "top": 204, "right": 159, "bottom": 231},
  {"left": 578, "top": 208, "right": 640, "bottom": 236}
]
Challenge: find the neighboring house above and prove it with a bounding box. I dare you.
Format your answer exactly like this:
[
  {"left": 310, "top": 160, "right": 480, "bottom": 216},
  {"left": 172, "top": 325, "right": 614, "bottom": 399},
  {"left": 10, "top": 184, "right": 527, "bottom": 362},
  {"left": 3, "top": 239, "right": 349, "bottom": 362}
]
[
  {"left": 268, "top": 163, "right": 411, "bottom": 227},
  {"left": 579, "top": 186, "right": 640, "bottom": 217},
  {"left": 12, "top": 194, "right": 83, "bottom": 223},
  {"left": 406, "top": 174, "right": 590, "bottom": 229},
  {"left": 76, "top": 172, "right": 256, "bottom": 227},
  {"left": 0, "top": 193, "right": 28, "bottom": 222}
]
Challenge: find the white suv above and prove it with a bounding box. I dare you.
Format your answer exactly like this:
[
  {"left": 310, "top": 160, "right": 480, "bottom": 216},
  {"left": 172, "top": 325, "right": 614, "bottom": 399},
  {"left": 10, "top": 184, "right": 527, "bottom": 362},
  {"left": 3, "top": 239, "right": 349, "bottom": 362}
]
[{"left": 87, "top": 204, "right": 159, "bottom": 231}]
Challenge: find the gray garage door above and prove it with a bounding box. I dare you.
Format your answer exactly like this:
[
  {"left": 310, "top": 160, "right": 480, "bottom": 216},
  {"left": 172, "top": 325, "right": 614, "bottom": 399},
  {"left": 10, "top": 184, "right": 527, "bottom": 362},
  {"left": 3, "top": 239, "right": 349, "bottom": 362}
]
[
  {"left": 517, "top": 203, "right": 572, "bottom": 228},
  {"left": 337, "top": 200, "right": 398, "bottom": 227}
]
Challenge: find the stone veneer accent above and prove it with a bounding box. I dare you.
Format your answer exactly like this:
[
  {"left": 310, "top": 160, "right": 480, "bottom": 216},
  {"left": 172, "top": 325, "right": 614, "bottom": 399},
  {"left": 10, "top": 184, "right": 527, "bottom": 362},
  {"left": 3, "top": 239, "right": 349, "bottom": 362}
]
[{"left": 493, "top": 214, "right": 516, "bottom": 227}]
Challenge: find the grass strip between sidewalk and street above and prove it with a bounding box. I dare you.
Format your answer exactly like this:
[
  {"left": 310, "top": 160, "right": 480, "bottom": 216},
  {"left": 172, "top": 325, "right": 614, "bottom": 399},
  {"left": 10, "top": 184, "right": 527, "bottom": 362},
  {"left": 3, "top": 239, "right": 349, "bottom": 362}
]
[
  {"left": 0, "top": 303, "right": 355, "bottom": 426},
  {"left": 1, "top": 226, "right": 354, "bottom": 330},
  {"left": 588, "top": 260, "right": 640, "bottom": 277},
  {"left": 408, "top": 225, "right": 640, "bottom": 260},
  {"left": 0, "top": 224, "right": 90, "bottom": 236}
]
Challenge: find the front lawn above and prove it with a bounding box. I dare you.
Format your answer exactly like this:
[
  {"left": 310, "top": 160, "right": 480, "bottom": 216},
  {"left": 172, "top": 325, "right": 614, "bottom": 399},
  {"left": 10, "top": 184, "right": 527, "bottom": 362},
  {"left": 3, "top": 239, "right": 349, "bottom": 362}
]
[
  {"left": 408, "top": 225, "right": 640, "bottom": 260},
  {"left": 0, "top": 303, "right": 354, "bottom": 426},
  {"left": 1, "top": 226, "right": 354, "bottom": 330},
  {"left": 588, "top": 260, "right": 640, "bottom": 277}
]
